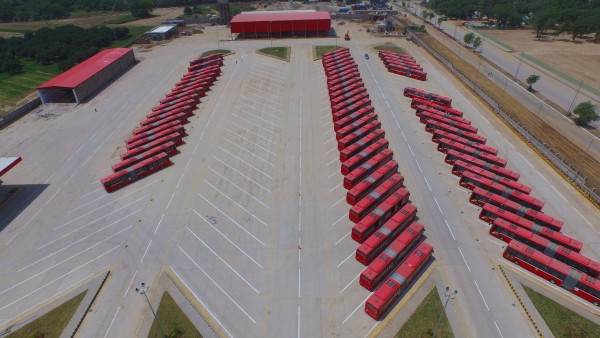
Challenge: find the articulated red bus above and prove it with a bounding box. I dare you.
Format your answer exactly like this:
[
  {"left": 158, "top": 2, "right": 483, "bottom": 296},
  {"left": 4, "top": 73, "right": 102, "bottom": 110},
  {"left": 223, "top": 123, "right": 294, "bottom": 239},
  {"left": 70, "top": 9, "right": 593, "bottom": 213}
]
[
  {"left": 182, "top": 67, "right": 221, "bottom": 80},
  {"left": 112, "top": 142, "right": 177, "bottom": 172},
  {"left": 352, "top": 188, "right": 410, "bottom": 243},
  {"left": 504, "top": 241, "right": 600, "bottom": 306},
  {"left": 491, "top": 219, "right": 600, "bottom": 278},
  {"left": 460, "top": 172, "right": 533, "bottom": 200},
  {"left": 155, "top": 93, "right": 201, "bottom": 109},
  {"left": 135, "top": 113, "right": 188, "bottom": 134},
  {"left": 189, "top": 53, "right": 223, "bottom": 65},
  {"left": 438, "top": 138, "right": 507, "bottom": 167},
  {"left": 126, "top": 126, "right": 185, "bottom": 150},
  {"left": 365, "top": 242, "right": 434, "bottom": 319},
  {"left": 329, "top": 80, "right": 364, "bottom": 97},
  {"left": 331, "top": 92, "right": 370, "bottom": 112},
  {"left": 410, "top": 97, "right": 463, "bottom": 117},
  {"left": 349, "top": 175, "right": 405, "bottom": 222},
  {"left": 426, "top": 120, "right": 486, "bottom": 144},
  {"left": 432, "top": 130, "right": 496, "bottom": 155},
  {"left": 327, "top": 71, "right": 360, "bottom": 87},
  {"left": 336, "top": 113, "right": 378, "bottom": 140},
  {"left": 333, "top": 106, "right": 375, "bottom": 131},
  {"left": 160, "top": 91, "right": 204, "bottom": 104},
  {"left": 382, "top": 57, "right": 422, "bottom": 70},
  {"left": 187, "top": 59, "right": 223, "bottom": 72},
  {"left": 416, "top": 106, "right": 471, "bottom": 125},
  {"left": 480, "top": 204, "right": 580, "bottom": 251},
  {"left": 388, "top": 66, "right": 427, "bottom": 81},
  {"left": 126, "top": 122, "right": 184, "bottom": 147},
  {"left": 147, "top": 104, "right": 194, "bottom": 119},
  {"left": 403, "top": 87, "right": 452, "bottom": 107},
  {"left": 330, "top": 88, "right": 368, "bottom": 105},
  {"left": 356, "top": 205, "right": 418, "bottom": 265},
  {"left": 347, "top": 169, "right": 402, "bottom": 205},
  {"left": 455, "top": 161, "right": 530, "bottom": 194},
  {"left": 325, "top": 64, "right": 358, "bottom": 77},
  {"left": 422, "top": 114, "right": 477, "bottom": 133},
  {"left": 150, "top": 99, "right": 196, "bottom": 114},
  {"left": 339, "top": 129, "right": 386, "bottom": 162},
  {"left": 323, "top": 55, "right": 353, "bottom": 66},
  {"left": 379, "top": 51, "right": 416, "bottom": 62},
  {"left": 121, "top": 133, "right": 183, "bottom": 160},
  {"left": 479, "top": 201, "right": 563, "bottom": 232},
  {"left": 344, "top": 155, "right": 396, "bottom": 190},
  {"left": 341, "top": 140, "right": 390, "bottom": 175},
  {"left": 448, "top": 150, "right": 519, "bottom": 181},
  {"left": 102, "top": 153, "right": 171, "bottom": 193},
  {"left": 360, "top": 221, "right": 425, "bottom": 291},
  {"left": 332, "top": 98, "right": 372, "bottom": 121},
  {"left": 338, "top": 121, "right": 381, "bottom": 151},
  {"left": 470, "top": 186, "right": 544, "bottom": 211}
]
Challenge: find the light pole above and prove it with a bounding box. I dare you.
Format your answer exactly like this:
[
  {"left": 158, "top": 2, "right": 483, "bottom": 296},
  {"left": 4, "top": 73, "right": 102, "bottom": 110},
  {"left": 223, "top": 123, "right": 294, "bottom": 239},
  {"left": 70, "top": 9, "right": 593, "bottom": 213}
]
[
  {"left": 513, "top": 51, "right": 524, "bottom": 81},
  {"left": 136, "top": 282, "right": 167, "bottom": 338},
  {"left": 567, "top": 80, "right": 584, "bottom": 115},
  {"left": 432, "top": 286, "right": 458, "bottom": 338}
]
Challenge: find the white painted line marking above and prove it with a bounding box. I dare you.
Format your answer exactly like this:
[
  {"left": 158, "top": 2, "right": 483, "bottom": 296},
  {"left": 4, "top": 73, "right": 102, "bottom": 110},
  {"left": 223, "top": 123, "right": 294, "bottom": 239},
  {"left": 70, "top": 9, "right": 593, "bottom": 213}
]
[
  {"left": 192, "top": 142, "right": 200, "bottom": 155},
  {"left": 64, "top": 170, "right": 79, "bottom": 185},
  {"left": 444, "top": 219, "right": 456, "bottom": 241},
  {"left": 465, "top": 202, "right": 480, "bottom": 210},
  {"left": 141, "top": 239, "right": 152, "bottom": 263},
  {"left": 343, "top": 294, "right": 370, "bottom": 324},
  {"left": 325, "top": 146, "right": 338, "bottom": 156},
  {"left": 222, "top": 138, "right": 274, "bottom": 166},
  {"left": 458, "top": 247, "right": 471, "bottom": 272},
  {"left": 337, "top": 251, "right": 354, "bottom": 268},
  {"left": 69, "top": 180, "right": 155, "bottom": 216},
  {"left": 332, "top": 213, "right": 347, "bottom": 227},
  {"left": 407, "top": 144, "right": 415, "bottom": 156},
  {"left": 229, "top": 120, "right": 277, "bottom": 145},
  {"left": 209, "top": 168, "right": 269, "bottom": 208},
  {"left": 187, "top": 227, "right": 260, "bottom": 293},
  {"left": 573, "top": 209, "right": 594, "bottom": 227},
  {"left": 76, "top": 143, "right": 86, "bottom": 153},
  {"left": 329, "top": 182, "right": 342, "bottom": 193},
  {"left": 219, "top": 146, "right": 273, "bottom": 179},
  {"left": 297, "top": 305, "right": 301, "bottom": 338},
  {"left": 214, "top": 156, "right": 271, "bottom": 193},
  {"left": 478, "top": 219, "right": 491, "bottom": 227},
  {"left": 339, "top": 272, "right": 360, "bottom": 294},
  {"left": 43, "top": 172, "right": 56, "bottom": 184},
  {"left": 124, "top": 270, "right": 138, "bottom": 298},
  {"left": 179, "top": 246, "right": 257, "bottom": 323},
  {"left": 204, "top": 180, "right": 268, "bottom": 226},
  {"left": 233, "top": 113, "right": 280, "bottom": 136},
  {"left": 537, "top": 173, "right": 549, "bottom": 183},
  {"left": 197, "top": 193, "right": 265, "bottom": 246},
  {"left": 225, "top": 128, "right": 276, "bottom": 155},
  {"left": 154, "top": 214, "right": 165, "bottom": 234},
  {"left": 365, "top": 321, "right": 379, "bottom": 338},
  {"left": 424, "top": 177, "right": 432, "bottom": 192},
  {"left": 80, "top": 156, "right": 92, "bottom": 168},
  {"left": 331, "top": 196, "right": 345, "bottom": 208},
  {"left": 494, "top": 321, "right": 505, "bottom": 338},
  {"left": 518, "top": 153, "right": 534, "bottom": 168},
  {"left": 170, "top": 267, "right": 235, "bottom": 338},
  {"left": 550, "top": 185, "right": 567, "bottom": 201},
  {"left": 486, "top": 238, "right": 504, "bottom": 247},
  {"left": 176, "top": 172, "right": 185, "bottom": 189},
  {"left": 324, "top": 136, "right": 336, "bottom": 145},
  {"left": 433, "top": 196, "right": 443, "bottom": 214},
  {"left": 23, "top": 209, "right": 41, "bottom": 228},
  {"left": 93, "top": 141, "right": 105, "bottom": 154},
  {"left": 474, "top": 279, "right": 490, "bottom": 311},
  {"left": 80, "top": 188, "right": 102, "bottom": 199},
  {"left": 166, "top": 192, "right": 175, "bottom": 210},
  {"left": 46, "top": 188, "right": 61, "bottom": 204},
  {"left": 298, "top": 269, "right": 301, "bottom": 298},
  {"left": 326, "top": 157, "right": 338, "bottom": 166},
  {"left": 234, "top": 107, "right": 281, "bottom": 129},
  {"left": 322, "top": 120, "right": 331, "bottom": 127},
  {"left": 456, "top": 187, "right": 471, "bottom": 194},
  {"left": 401, "top": 131, "right": 407, "bottom": 141},
  {"left": 104, "top": 306, "right": 120, "bottom": 338},
  {"left": 415, "top": 159, "right": 423, "bottom": 173}
]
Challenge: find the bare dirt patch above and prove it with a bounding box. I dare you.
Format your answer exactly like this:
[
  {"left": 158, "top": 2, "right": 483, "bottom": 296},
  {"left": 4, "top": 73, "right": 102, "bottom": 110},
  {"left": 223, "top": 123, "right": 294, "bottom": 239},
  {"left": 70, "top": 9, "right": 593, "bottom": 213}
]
[{"left": 484, "top": 29, "right": 600, "bottom": 90}]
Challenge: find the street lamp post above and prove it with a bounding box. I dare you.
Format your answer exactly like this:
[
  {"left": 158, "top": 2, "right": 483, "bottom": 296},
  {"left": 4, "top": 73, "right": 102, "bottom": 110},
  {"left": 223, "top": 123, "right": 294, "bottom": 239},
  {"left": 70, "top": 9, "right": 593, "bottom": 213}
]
[
  {"left": 136, "top": 282, "right": 167, "bottom": 338},
  {"left": 432, "top": 286, "right": 458, "bottom": 338}
]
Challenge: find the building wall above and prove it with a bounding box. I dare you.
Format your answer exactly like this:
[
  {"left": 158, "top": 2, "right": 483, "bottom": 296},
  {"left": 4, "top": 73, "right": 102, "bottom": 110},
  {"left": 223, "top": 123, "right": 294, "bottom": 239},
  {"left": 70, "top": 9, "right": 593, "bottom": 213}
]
[{"left": 231, "top": 18, "right": 331, "bottom": 34}]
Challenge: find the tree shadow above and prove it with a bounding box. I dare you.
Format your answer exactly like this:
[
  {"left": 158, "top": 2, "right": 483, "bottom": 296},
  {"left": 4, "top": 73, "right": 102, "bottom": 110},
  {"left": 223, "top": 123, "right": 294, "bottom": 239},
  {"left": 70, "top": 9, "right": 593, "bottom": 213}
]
[{"left": 0, "top": 183, "right": 49, "bottom": 233}]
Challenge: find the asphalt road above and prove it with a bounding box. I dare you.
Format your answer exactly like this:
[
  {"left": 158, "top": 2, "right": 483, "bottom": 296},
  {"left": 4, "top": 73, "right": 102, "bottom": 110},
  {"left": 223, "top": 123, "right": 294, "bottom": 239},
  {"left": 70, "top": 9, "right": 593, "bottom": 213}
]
[{"left": 0, "top": 24, "right": 599, "bottom": 338}]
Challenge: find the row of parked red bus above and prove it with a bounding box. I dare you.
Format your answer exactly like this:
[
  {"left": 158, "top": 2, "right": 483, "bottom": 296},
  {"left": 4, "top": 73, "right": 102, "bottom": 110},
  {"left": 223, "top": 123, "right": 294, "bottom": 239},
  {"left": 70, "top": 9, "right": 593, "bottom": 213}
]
[
  {"left": 100, "top": 54, "right": 225, "bottom": 193},
  {"left": 322, "top": 48, "right": 434, "bottom": 320},
  {"left": 378, "top": 51, "right": 427, "bottom": 81},
  {"left": 407, "top": 87, "right": 600, "bottom": 307}
]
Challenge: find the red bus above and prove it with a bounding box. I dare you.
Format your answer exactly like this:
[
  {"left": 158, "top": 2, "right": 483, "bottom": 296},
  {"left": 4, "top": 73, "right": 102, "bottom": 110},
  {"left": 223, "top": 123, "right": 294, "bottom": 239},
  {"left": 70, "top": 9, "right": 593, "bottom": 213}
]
[
  {"left": 480, "top": 204, "right": 580, "bottom": 251},
  {"left": 323, "top": 54, "right": 353, "bottom": 65},
  {"left": 426, "top": 120, "right": 486, "bottom": 144},
  {"left": 416, "top": 106, "right": 471, "bottom": 125},
  {"left": 341, "top": 139, "right": 389, "bottom": 175},
  {"left": 126, "top": 126, "right": 185, "bottom": 150},
  {"left": 388, "top": 66, "right": 427, "bottom": 81},
  {"left": 121, "top": 133, "right": 183, "bottom": 160},
  {"left": 504, "top": 241, "right": 600, "bottom": 306},
  {"left": 150, "top": 99, "right": 196, "bottom": 114},
  {"left": 112, "top": 142, "right": 177, "bottom": 172},
  {"left": 327, "top": 71, "right": 360, "bottom": 87},
  {"left": 470, "top": 186, "right": 544, "bottom": 211},
  {"left": 330, "top": 87, "right": 367, "bottom": 104},
  {"left": 384, "top": 61, "right": 424, "bottom": 74},
  {"left": 134, "top": 113, "right": 188, "bottom": 135},
  {"left": 422, "top": 113, "right": 477, "bottom": 133},
  {"left": 325, "top": 64, "right": 357, "bottom": 77},
  {"left": 458, "top": 164, "right": 531, "bottom": 194},
  {"left": 329, "top": 80, "right": 364, "bottom": 97},
  {"left": 331, "top": 92, "right": 370, "bottom": 112},
  {"left": 173, "top": 78, "right": 213, "bottom": 91},
  {"left": 339, "top": 129, "right": 386, "bottom": 162},
  {"left": 403, "top": 87, "right": 452, "bottom": 107},
  {"left": 182, "top": 65, "right": 221, "bottom": 79},
  {"left": 491, "top": 219, "right": 600, "bottom": 278},
  {"left": 365, "top": 242, "right": 434, "bottom": 319},
  {"left": 378, "top": 51, "right": 416, "bottom": 61},
  {"left": 352, "top": 188, "right": 410, "bottom": 243},
  {"left": 333, "top": 106, "right": 375, "bottom": 131},
  {"left": 479, "top": 201, "right": 563, "bottom": 232},
  {"left": 344, "top": 156, "right": 396, "bottom": 190},
  {"left": 101, "top": 153, "right": 171, "bottom": 193},
  {"left": 155, "top": 93, "right": 201, "bottom": 109},
  {"left": 332, "top": 99, "right": 373, "bottom": 121},
  {"left": 189, "top": 53, "right": 223, "bottom": 65},
  {"left": 382, "top": 58, "right": 423, "bottom": 70},
  {"left": 126, "top": 122, "right": 184, "bottom": 147},
  {"left": 411, "top": 97, "right": 463, "bottom": 117},
  {"left": 356, "top": 205, "right": 419, "bottom": 265},
  {"left": 349, "top": 175, "right": 405, "bottom": 222},
  {"left": 338, "top": 121, "right": 381, "bottom": 150},
  {"left": 160, "top": 91, "right": 204, "bottom": 104},
  {"left": 147, "top": 104, "right": 194, "bottom": 119},
  {"left": 347, "top": 169, "right": 402, "bottom": 205},
  {"left": 432, "top": 130, "right": 496, "bottom": 155},
  {"left": 438, "top": 138, "right": 506, "bottom": 167},
  {"left": 336, "top": 113, "right": 377, "bottom": 140},
  {"left": 448, "top": 150, "right": 519, "bottom": 181},
  {"left": 360, "top": 221, "right": 425, "bottom": 291},
  {"left": 187, "top": 59, "right": 222, "bottom": 72}
]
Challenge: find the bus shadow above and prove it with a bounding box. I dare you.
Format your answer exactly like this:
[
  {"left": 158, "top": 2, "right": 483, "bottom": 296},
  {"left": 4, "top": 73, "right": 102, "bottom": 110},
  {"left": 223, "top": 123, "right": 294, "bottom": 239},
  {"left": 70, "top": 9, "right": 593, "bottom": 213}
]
[{"left": 0, "top": 184, "right": 49, "bottom": 233}]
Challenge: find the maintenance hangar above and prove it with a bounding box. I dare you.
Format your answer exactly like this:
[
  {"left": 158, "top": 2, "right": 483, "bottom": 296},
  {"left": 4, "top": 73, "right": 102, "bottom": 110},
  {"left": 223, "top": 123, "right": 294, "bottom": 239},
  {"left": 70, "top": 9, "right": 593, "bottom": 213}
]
[
  {"left": 230, "top": 10, "right": 331, "bottom": 37},
  {"left": 37, "top": 48, "right": 135, "bottom": 104}
]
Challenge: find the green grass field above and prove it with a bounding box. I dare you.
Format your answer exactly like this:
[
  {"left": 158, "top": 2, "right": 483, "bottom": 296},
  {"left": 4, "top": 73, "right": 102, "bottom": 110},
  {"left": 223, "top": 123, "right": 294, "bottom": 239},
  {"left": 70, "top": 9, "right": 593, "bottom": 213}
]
[
  {"left": 6, "top": 291, "right": 86, "bottom": 338},
  {"left": 0, "top": 60, "right": 60, "bottom": 110},
  {"left": 257, "top": 47, "right": 290, "bottom": 61},
  {"left": 522, "top": 284, "right": 600, "bottom": 337},
  {"left": 148, "top": 292, "right": 202, "bottom": 338},
  {"left": 374, "top": 43, "right": 407, "bottom": 54},
  {"left": 201, "top": 49, "right": 232, "bottom": 57},
  {"left": 315, "top": 45, "right": 342, "bottom": 59},
  {"left": 395, "top": 287, "right": 454, "bottom": 338}
]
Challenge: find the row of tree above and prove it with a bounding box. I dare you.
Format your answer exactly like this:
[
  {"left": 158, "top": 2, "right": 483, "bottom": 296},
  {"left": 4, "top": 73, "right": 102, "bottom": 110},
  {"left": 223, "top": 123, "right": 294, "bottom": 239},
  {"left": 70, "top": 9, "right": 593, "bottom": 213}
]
[
  {"left": 426, "top": 0, "right": 600, "bottom": 41},
  {"left": 0, "top": 24, "right": 130, "bottom": 74}
]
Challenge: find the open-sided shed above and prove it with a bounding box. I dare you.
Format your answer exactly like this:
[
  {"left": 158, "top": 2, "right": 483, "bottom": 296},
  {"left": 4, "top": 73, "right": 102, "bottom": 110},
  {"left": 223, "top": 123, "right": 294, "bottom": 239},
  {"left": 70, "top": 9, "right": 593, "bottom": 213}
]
[
  {"left": 230, "top": 10, "right": 331, "bottom": 37},
  {"left": 37, "top": 48, "right": 135, "bottom": 104}
]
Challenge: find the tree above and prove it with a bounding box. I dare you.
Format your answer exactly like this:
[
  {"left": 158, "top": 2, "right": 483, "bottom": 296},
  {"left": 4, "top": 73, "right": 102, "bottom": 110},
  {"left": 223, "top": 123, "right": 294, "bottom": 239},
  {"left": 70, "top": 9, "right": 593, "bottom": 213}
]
[
  {"left": 437, "top": 17, "right": 443, "bottom": 26},
  {"left": 526, "top": 74, "right": 541, "bottom": 92},
  {"left": 472, "top": 36, "right": 482, "bottom": 51},
  {"left": 1, "top": 53, "right": 22, "bottom": 75},
  {"left": 129, "top": 0, "right": 154, "bottom": 18},
  {"left": 573, "top": 101, "right": 599, "bottom": 126},
  {"left": 184, "top": 6, "right": 192, "bottom": 15},
  {"left": 463, "top": 32, "right": 475, "bottom": 46}
]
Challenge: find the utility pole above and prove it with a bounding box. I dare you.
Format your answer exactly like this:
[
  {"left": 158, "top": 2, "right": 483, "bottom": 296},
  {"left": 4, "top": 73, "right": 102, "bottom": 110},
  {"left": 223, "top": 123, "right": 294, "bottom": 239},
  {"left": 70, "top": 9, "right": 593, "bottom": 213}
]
[
  {"left": 136, "top": 283, "right": 167, "bottom": 338},
  {"left": 432, "top": 286, "right": 458, "bottom": 338},
  {"left": 568, "top": 80, "right": 584, "bottom": 114}
]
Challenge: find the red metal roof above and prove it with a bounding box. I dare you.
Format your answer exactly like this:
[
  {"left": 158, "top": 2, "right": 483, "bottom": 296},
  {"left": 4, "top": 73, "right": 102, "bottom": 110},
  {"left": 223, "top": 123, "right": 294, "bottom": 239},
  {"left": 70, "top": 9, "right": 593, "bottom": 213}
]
[
  {"left": 37, "top": 48, "right": 132, "bottom": 89},
  {"left": 230, "top": 11, "right": 331, "bottom": 23},
  {"left": 0, "top": 157, "right": 21, "bottom": 177}
]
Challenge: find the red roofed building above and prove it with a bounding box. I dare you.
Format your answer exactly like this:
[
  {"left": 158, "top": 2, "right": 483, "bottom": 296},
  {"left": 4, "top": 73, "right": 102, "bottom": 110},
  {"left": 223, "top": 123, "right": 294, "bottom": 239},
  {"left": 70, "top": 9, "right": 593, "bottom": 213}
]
[
  {"left": 37, "top": 48, "right": 135, "bottom": 104},
  {"left": 230, "top": 10, "right": 331, "bottom": 37}
]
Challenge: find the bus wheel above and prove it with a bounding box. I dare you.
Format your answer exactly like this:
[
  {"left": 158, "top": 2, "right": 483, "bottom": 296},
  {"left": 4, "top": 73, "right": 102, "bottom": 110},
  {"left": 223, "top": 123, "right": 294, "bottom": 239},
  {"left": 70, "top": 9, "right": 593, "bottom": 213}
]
[
  {"left": 550, "top": 280, "right": 556, "bottom": 284},
  {"left": 593, "top": 301, "right": 599, "bottom": 306},
  {"left": 514, "top": 261, "right": 519, "bottom": 265}
]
